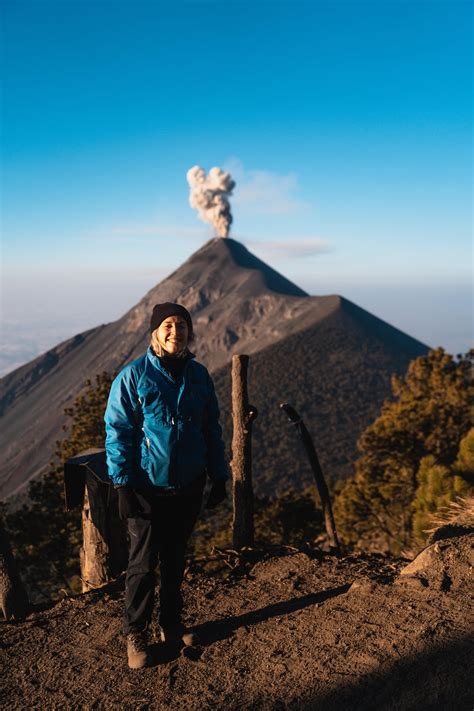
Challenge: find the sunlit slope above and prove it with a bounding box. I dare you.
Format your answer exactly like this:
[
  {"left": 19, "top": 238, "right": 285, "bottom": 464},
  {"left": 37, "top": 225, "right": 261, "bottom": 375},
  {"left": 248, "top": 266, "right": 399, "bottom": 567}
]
[{"left": 0, "top": 238, "right": 427, "bottom": 499}]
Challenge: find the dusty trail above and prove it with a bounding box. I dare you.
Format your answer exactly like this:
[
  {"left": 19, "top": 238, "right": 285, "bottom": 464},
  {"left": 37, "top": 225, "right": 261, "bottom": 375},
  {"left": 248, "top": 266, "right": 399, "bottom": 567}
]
[{"left": 1, "top": 542, "right": 473, "bottom": 710}]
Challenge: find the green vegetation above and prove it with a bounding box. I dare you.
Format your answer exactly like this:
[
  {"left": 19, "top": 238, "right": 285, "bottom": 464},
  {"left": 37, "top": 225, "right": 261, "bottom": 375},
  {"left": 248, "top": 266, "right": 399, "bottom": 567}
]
[
  {"left": 4, "top": 371, "right": 324, "bottom": 602},
  {"left": 412, "top": 428, "right": 473, "bottom": 543},
  {"left": 191, "top": 488, "right": 324, "bottom": 560},
  {"left": 5, "top": 347, "right": 472, "bottom": 602},
  {"left": 334, "top": 348, "right": 473, "bottom": 553},
  {"left": 254, "top": 490, "right": 324, "bottom": 547},
  {"left": 4, "top": 373, "right": 113, "bottom": 602}
]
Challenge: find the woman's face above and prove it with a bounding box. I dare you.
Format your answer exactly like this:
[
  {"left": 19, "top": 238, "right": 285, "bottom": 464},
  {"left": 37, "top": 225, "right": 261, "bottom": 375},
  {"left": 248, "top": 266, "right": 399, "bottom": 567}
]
[{"left": 153, "top": 315, "right": 189, "bottom": 355}]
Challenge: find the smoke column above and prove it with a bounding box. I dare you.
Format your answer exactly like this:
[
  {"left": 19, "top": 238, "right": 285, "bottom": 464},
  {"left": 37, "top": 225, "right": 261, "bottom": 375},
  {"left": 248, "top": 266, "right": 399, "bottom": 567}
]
[{"left": 186, "top": 165, "right": 235, "bottom": 238}]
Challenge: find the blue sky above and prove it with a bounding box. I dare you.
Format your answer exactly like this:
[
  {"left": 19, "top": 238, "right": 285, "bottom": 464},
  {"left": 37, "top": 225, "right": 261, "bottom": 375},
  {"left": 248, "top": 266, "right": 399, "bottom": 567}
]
[{"left": 1, "top": 0, "right": 472, "bottom": 374}]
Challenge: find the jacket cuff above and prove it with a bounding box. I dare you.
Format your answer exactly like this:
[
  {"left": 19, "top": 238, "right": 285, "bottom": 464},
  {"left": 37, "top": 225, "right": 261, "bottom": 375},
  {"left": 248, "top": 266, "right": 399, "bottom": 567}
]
[{"left": 110, "top": 474, "right": 131, "bottom": 488}]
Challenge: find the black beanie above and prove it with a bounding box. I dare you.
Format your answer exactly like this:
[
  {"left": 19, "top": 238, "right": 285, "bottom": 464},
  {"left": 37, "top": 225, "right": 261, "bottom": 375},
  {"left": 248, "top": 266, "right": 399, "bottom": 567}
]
[{"left": 150, "top": 303, "right": 193, "bottom": 336}]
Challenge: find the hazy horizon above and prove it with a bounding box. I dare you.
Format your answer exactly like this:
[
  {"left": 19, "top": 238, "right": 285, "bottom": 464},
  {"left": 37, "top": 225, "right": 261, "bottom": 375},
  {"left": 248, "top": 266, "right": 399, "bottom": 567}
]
[
  {"left": 2, "top": 1, "right": 472, "bottom": 374},
  {"left": 1, "top": 237, "right": 471, "bottom": 377}
]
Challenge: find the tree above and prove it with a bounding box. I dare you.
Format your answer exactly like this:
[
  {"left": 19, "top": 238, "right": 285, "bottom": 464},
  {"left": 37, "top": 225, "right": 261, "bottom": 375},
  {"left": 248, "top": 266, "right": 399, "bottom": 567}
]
[
  {"left": 334, "top": 349, "right": 473, "bottom": 553},
  {"left": 253, "top": 489, "right": 324, "bottom": 547},
  {"left": 412, "top": 428, "right": 474, "bottom": 544},
  {"left": 4, "top": 372, "right": 113, "bottom": 602},
  {"left": 0, "top": 518, "right": 29, "bottom": 620},
  {"left": 55, "top": 371, "right": 114, "bottom": 466}
]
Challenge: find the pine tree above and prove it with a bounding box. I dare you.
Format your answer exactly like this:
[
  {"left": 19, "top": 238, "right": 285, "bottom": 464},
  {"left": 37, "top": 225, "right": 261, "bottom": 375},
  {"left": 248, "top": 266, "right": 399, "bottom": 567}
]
[
  {"left": 334, "top": 348, "right": 473, "bottom": 553},
  {"left": 4, "top": 372, "right": 113, "bottom": 602},
  {"left": 54, "top": 371, "right": 114, "bottom": 466},
  {"left": 412, "top": 428, "right": 474, "bottom": 544}
]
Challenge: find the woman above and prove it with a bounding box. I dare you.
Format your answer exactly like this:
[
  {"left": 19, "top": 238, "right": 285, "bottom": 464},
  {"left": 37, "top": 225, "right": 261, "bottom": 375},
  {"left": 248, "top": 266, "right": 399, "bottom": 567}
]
[{"left": 105, "top": 302, "right": 228, "bottom": 669}]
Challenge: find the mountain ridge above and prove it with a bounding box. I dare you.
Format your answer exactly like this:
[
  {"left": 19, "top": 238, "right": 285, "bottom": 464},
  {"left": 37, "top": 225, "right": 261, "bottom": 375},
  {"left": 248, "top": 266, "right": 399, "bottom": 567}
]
[{"left": 0, "top": 238, "right": 428, "bottom": 499}]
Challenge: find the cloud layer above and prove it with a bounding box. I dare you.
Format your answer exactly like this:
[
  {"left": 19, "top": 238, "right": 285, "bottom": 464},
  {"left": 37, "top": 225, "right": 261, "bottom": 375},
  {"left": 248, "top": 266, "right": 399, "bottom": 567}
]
[
  {"left": 226, "top": 159, "right": 307, "bottom": 215},
  {"left": 245, "top": 238, "right": 330, "bottom": 258}
]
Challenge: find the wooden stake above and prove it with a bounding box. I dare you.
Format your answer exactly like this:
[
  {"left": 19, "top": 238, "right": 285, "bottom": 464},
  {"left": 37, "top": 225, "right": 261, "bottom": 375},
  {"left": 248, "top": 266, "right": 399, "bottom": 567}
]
[
  {"left": 231, "top": 355, "right": 258, "bottom": 549},
  {"left": 280, "top": 403, "right": 341, "bottom": 554},
  {"left": 65, "top": 450, "right": 127, "bottom": 593},
  {"left": 79, "top": 472, "right": 127, "bottom": 592}
]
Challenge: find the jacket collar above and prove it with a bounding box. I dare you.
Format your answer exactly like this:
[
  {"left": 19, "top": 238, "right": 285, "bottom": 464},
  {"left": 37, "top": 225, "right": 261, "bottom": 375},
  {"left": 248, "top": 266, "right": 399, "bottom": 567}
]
[{"left": 146, "top": 346, "right": 195, "bottom": 383}]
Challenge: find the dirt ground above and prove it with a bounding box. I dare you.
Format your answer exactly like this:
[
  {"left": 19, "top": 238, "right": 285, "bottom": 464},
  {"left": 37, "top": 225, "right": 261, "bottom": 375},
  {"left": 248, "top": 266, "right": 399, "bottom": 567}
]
[{"left": 1, "top": 536, "right": 473, "bottom": 710}]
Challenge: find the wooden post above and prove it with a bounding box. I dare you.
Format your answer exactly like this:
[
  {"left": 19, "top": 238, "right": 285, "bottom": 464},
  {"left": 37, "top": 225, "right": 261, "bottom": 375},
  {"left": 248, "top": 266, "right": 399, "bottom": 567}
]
[
  {"left": 280, "top": 403, "right": 341, "bottom": 554},
  {"left": 64, "top": 449, "right": 127, "bottom": 592},
  {"left": 231, "top": 354, "right": 258, "bottom": 549},
  {"left": 0, "top": 518, "right": 29, "bottom": 620},
  {"left": 80, "top": 472, "right": 128, "bottom": 592},
  {"left": 80, "top": 483, "right": 109, "bottom": 592}
]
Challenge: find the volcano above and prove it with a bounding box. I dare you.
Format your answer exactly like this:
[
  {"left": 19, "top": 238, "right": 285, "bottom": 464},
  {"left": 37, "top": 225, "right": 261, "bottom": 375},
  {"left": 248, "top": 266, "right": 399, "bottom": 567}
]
[{"left": 0, "top": 238, "right": 428, "bottom": 499}]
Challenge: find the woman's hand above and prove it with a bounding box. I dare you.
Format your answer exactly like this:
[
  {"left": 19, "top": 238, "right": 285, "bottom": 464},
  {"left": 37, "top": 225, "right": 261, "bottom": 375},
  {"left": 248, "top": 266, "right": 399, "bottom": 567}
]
[{"left": 205, "top": 480, "right": 227, "bottom": 509}]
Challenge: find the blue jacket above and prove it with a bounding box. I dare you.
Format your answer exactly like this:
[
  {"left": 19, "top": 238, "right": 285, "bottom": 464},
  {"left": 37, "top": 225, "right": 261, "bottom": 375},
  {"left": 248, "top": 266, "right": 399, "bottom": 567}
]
[{"left": 104, "top": 347, "right": 228, "bottom": 490}]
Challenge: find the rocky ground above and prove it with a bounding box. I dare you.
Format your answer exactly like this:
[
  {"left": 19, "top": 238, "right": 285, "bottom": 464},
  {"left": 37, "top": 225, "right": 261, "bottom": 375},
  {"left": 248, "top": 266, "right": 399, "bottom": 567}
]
[{"left": 1, "top": 535, "right": 473, "bottom": 710}]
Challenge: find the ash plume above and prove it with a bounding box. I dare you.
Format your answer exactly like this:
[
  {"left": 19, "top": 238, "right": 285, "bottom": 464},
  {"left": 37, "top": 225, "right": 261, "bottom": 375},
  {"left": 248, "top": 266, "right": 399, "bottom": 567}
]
[{"left": 186, "top": 165, "right": 235, "bottom": 238}]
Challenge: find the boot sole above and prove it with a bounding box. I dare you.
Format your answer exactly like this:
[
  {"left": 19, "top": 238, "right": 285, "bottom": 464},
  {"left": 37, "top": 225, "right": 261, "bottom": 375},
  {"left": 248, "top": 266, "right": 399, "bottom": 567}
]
[
  {"left": 127, "top": 652, "right": 148, "bottom": 669},
  {"left": 160, "top": 631, "right": 200, "bottom": 647}
]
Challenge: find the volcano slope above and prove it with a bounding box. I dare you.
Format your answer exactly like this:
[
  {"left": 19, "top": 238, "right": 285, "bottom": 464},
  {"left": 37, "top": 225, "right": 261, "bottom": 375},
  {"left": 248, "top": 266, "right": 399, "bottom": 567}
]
[
  {"left": 1, "top": 531, "right": 473, "bottom": 710},
  {"left": 0, "top": 237, "right": 427, "bottom": 499},
  {"left": 212, "top": 294, "right": 429, "bottom": 493}
]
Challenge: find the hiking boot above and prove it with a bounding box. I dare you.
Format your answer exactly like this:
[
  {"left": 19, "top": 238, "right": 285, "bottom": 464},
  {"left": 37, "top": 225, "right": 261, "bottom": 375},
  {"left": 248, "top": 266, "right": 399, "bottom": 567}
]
[
  {"left": 160, "top": 624, "right": 200, "bottom": 647},
  {"left": 127, "top": 629, "right": 149, "bottom": 669}
]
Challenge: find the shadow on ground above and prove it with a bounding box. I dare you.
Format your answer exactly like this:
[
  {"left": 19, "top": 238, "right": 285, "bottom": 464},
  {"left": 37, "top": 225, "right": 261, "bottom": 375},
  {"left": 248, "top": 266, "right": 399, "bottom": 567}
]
[
  {"left": 297, "top": 634, "right": 474, "bottom": 711},
  {"left": 195, "top": 584, "right": 350, "bottom": 646},
  {"left": 146, "top": 584, "right": 350, "bottom": 667}
]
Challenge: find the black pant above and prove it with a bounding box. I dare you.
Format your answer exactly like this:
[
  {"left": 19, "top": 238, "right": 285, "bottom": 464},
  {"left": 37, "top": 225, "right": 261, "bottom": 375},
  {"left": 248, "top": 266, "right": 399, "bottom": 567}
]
[{"left": 123, "top": 480, "right": 204, "bottom": 635}]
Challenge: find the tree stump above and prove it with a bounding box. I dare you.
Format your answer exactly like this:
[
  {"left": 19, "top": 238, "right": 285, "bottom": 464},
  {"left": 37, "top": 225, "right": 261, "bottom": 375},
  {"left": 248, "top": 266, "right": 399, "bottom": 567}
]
[
  {"left": 0, "top": 518, "right": 29, "bottom": 620},
  {"left": 64, "top": 449, "right": 127, "bottom": 592},
  {"left": 231, "top": 354, "right": 258, "bottom": 549}
]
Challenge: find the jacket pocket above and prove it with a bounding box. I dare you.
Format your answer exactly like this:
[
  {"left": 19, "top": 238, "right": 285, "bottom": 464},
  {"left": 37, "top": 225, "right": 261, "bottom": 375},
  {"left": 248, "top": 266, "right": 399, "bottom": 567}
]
[
  {"left": 187, "top": 389, "right": 208, "bottom": 427},
  {"left": 141, "top": 426, "right": 173, "bottom": 485}
]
